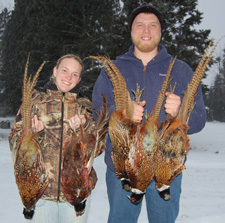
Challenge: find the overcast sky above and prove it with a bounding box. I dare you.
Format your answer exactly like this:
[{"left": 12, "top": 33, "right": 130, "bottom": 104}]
[{"left": 0, "top": 0, "right": 225, "bottom": 85}]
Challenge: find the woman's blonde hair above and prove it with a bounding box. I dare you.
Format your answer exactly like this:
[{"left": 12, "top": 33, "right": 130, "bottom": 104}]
[{"left": 56, "top": 54, "right": 84, "bottom": 74}]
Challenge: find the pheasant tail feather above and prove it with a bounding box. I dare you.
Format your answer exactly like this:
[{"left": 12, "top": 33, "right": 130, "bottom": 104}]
[
  {"left": 149, "top": 56, "right": 176, "bottom": 120},
  {"left": 179, "top": 38, "right": 223, "bottom": 121},
  {"left": 89, "top": 56, "right": 134, "bottom": 119},
  {"left": 22, "top": 55, "right": 48, "bottom": 130}
]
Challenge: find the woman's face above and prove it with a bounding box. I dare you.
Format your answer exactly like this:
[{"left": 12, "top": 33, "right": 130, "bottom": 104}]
[{"left": 53, "top": 58, "right": 82, "bottom": 92}]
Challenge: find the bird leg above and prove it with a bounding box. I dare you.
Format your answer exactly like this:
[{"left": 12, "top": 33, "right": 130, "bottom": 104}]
[
  {"left": 144, "top": 110, "right": 149, "bottom": 119},
  {"left": 169, "top": 82, "right": 176, "bottom": 94},
  {"left": 132, "top": 83, "right": 144, "bottom": 105}
]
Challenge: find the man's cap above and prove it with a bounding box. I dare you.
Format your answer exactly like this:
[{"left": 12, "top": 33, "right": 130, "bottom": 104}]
[{"left": 129, "top": 3, "right": 163, "bottom": 30}]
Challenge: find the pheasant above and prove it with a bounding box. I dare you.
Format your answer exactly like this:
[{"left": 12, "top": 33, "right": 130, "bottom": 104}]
[
  {"left": 88, "top": 56, "right": 176, "bottom": 204},
  {"left": 88, "top": 56, "right": 134, "bottom": 194},
  {"left": 154, "top": 39, "right": 221, "bottom": 201},
  {"left": 125, "top": 57, "right": 176, "bottom": 204},
  {"left": 13, "top": 55, "right": 49, "bottom": 219},
  {"left": 61, "top": 96, "right": 108, "bottom": 216}
]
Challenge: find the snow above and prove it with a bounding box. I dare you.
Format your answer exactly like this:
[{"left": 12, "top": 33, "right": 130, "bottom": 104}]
[{"left": 0, "top": 120, "right": 225, "bottom": 223}]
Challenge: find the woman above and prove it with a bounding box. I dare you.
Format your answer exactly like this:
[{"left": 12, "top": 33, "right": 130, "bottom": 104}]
[{"left": 9, "top": 54, "right": 106, "bottom": 223}]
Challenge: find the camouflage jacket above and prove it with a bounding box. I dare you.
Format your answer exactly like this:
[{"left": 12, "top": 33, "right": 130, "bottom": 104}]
[{"left": 8, "top": 84, "right": 106, "bottom": 202}]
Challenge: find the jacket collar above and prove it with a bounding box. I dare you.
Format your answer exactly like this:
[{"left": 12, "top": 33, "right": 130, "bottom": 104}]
[{"left": 118, "top": 44, "right": 170, "bottom": 65}]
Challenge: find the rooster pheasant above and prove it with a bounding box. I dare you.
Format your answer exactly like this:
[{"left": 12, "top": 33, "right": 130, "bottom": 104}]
[
  {"left": 61, "top": 97, "right": 108, "bottom": 216},
  {"left": 89, "top": 56, "right": 176, "bottom": 204},
  {"left": 13, "top": 55, "right": 49, "bottom": 219},
  {"left": 154, "top": 39, "right": 221, "bottom": 201}
]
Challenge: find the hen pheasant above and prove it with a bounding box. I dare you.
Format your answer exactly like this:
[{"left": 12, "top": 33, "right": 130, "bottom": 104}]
[{"left": 61, "top": 96, "right": 108, "bottom": 215}]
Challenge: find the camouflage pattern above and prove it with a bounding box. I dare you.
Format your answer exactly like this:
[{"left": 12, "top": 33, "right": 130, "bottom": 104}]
[{"left": 9, "top": 89, "right": 105, "bottom": 202}]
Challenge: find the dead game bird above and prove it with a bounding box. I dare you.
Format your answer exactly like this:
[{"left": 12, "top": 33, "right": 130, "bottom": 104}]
[
  {"left": 154, "top": 39, "right": 222, "bottom": 201},
  {"left": 125, "top": 57, "right": 176, "bottom": 204},
  {"left": 88, "top": 56, "right": 135, "bottom": 195},
  {"left": 88, "top": 56, "right": 176, "bottom": 205},
  {"left": 13, "top": 56, "right": 49, "bottom": 219},
  {"left": 61, "top": 97, "right": 108, "bottom": 216}
]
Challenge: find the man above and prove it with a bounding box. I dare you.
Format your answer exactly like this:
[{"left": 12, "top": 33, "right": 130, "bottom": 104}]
[{"left": 92, "top": 3, "right": 206, "bottom": 223}]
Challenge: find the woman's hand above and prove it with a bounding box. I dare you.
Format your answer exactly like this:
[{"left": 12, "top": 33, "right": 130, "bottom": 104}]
[
  {"left": 32, "top": 115, "right": 44, "bottom": 132},
  {"left": 69, "top": 114, "right": 86, "bottom": 130}
]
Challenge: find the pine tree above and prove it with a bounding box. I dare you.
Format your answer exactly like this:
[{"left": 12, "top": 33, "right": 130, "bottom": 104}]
[
  {"left": 0, "top": 8, "right": 11, "bottom": 102},
  {"left": 0, "top": 0, "right": 212, "bottom": 114},
  {"left": 0, "top": 8, "right": 11, "bottom": 59},
  {"left": 206, "top": 52, "right": 225, "bottom": 122}
]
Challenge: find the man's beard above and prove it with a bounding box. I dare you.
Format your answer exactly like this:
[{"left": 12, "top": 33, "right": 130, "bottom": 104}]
[{"left": 132, "top": 35, "right": 160, "bottom": 53}]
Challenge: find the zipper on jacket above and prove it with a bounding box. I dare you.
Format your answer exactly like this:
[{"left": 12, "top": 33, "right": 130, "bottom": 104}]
[
  {"left": 143, "top": 65, "right": 147, "bottom": 101},
  {"left": 143, "top": 65, "right": 147, "bottom": 122},
  {"left": 57, "top": 92, "right": 65, "bottom": 201}
]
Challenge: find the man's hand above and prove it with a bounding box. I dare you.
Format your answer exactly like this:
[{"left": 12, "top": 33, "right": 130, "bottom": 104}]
[
  {"left": 132, "top": 100, "right": 146, "bottom": 123},
  {"left": 164, "top": 92, "right": 181, "bottom": 117}
]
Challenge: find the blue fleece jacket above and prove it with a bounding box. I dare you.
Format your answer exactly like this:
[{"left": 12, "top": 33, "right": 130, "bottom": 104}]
[{"left": 92, "top": 44, "right": 207, "bottom": 171}]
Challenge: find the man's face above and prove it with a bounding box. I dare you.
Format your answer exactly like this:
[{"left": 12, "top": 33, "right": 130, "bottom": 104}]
[
  {"left": 131, "top": 13, "right": 161, "bottom": 53},
  {"left": 53, "top": 58, "right": 82, "bottom": 92}
]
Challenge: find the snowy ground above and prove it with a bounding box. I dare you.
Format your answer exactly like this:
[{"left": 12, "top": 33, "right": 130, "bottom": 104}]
[{"left": 0, "top": 119, "right": 224, "bottom": 223}]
